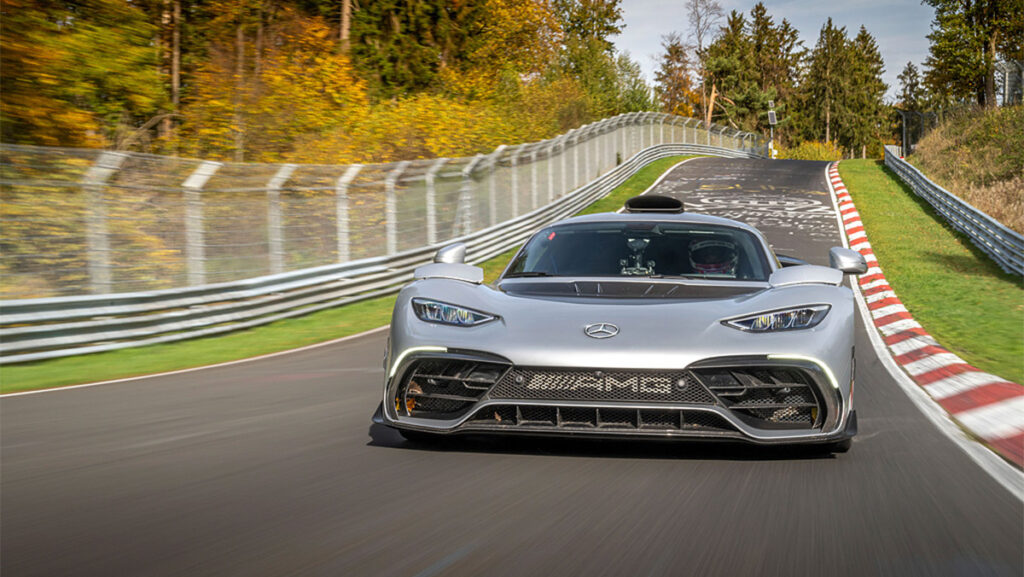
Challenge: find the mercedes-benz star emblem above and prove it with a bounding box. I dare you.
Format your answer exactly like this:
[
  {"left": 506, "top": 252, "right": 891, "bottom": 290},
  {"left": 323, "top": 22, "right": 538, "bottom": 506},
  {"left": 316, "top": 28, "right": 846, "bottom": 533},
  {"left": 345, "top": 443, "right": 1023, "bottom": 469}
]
[{"left": 584, "top": 323, "right": 619, "bottom": 339}]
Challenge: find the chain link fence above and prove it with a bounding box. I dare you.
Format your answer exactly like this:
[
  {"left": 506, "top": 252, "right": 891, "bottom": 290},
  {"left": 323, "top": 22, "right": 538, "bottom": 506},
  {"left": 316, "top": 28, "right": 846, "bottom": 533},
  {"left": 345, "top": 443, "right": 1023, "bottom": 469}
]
[{"left": 1, "top": 112, "right": 765, "bottom": 298}]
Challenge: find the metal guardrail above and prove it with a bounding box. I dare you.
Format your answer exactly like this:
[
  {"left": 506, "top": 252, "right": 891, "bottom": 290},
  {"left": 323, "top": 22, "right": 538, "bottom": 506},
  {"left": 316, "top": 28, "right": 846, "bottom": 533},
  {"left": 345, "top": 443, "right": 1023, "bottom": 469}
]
[
  {"left": 883, "top": 145, "right": 1024, "bottom": 276},
  {"left": 0, "top": 142, "right": 765, "bottom": 363}
]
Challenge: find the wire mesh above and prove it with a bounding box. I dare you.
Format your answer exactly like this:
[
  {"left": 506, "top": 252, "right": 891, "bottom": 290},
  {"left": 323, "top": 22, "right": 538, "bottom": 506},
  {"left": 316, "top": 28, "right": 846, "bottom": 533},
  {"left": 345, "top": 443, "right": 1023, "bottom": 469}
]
[{"left": 0, "top": 115, "right": 765, "bottom": 297}]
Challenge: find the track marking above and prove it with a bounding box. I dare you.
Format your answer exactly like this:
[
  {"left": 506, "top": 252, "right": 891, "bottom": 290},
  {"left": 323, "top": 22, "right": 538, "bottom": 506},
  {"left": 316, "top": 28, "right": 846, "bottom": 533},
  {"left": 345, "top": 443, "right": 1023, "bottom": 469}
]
[
  {"left": 0, "top": 325, "right": 390, "bottom": 398},
  {"left": 823, "top": 162, "right": 1023, "bottom": 498}
]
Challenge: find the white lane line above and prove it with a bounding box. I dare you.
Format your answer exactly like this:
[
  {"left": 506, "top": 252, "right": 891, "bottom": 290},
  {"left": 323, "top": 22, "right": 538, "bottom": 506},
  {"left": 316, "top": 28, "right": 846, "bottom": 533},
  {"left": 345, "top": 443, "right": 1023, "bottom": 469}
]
[
  {"left": 955, "top": 397, "right": 1024, "bottom": 440},
  {"left": 823, "top": 162, "right": 1023, "bottom": 500},
  {"left": 925, "top": 372, "right": 1013, "bottom": 401},
  {"left": 1, "top": 325, "right": 391, "bottom": 398},
  {"left": 903, "top": 352, "right": 966, "bottom": 376}
]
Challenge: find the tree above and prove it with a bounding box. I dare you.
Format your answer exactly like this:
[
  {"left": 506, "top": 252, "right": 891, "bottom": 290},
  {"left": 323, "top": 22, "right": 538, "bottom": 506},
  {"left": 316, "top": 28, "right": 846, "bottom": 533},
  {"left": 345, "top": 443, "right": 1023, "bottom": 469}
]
[
  {"left": 845, "top": 26, "right": 887, "bottom": 157},
  {"left": 685, "top": 0, "right": 723, "bottom": 123},
  {"left": 802, "top": 18, "right": 850, "bottom": 145},
  {"left": 704, "top": 11, "right": 772, "bottom": 132},
  {"left": 553, "top": 0, "right": 626, "bottom": 118},
  {"left": 923, "top": 0, "right": 1024, "bottom": 107},
  {"left": 898, "top": 61, "right": 923, "bottom": 110},
  {"left": 654, "top": 32, "right": 697, "bottom": 116},
  {"left": 615, "top": 52, "right": 656, "bottom": 112},
  {"left": 0, "top": 0, "right": 166, "bottom": 147},
  {"left": 748, "top": 3, "right": 804, "bottom": 144}
]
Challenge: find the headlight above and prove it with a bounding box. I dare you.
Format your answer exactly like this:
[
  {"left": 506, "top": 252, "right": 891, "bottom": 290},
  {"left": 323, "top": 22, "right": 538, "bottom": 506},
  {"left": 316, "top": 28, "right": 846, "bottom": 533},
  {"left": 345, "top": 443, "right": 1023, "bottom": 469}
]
[
  {"left": 411, "top": 298, "right": 497, "bottom": 327},
  {"left": 725, "top": 305, "right": 830, "bottom": 332}
]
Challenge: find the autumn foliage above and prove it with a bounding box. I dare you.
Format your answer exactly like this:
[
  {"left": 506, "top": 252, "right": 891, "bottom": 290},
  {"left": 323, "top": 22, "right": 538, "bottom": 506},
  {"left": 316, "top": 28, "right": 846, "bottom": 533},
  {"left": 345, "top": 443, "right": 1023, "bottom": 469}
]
[{"left": 1, "top": 0, "right": 655, "bottom": 164}]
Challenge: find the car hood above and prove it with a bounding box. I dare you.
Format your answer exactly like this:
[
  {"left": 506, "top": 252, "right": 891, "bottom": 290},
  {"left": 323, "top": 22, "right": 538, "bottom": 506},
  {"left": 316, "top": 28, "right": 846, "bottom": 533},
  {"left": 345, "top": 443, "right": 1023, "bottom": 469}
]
[{"left": 390, "top": 277, "right": 854, "bottom": 371}]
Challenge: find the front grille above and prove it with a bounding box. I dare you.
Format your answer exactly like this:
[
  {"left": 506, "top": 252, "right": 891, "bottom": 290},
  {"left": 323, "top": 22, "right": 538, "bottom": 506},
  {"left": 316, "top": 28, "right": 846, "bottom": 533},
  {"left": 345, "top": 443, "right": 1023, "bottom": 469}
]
[
  {"left": 488, "top": 368, "right": 716, "bottom": 404},
  {"left": 466, "top": 404, "right": 736, "bottom": 434},
  {"left": 692, "top": 366, "right": 822, "bottom": 428},
  {"left": 397, "top": 358, "right": 509, "bottom": 419}
]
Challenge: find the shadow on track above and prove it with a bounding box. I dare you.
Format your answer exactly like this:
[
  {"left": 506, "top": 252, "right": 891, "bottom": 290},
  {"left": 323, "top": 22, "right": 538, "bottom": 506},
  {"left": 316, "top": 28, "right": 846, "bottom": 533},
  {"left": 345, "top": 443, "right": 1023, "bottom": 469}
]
[{"left": 367, "top": 423, "right": 836, "bottom": 462}]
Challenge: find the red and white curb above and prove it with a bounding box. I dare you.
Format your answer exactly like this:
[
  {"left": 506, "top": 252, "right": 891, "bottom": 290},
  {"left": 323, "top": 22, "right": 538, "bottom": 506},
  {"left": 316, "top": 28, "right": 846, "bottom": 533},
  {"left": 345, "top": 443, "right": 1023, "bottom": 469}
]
[{"left": 828, "top": 162, "right": 1024, "bottom": 467}]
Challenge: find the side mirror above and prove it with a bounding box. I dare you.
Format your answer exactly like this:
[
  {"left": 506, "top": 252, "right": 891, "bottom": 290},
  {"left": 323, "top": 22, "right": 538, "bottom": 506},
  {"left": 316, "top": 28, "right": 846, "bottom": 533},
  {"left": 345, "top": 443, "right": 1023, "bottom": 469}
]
[
  {"left": 829, "top": 247, "right": 868, "bottom": 274},
  {"left": 434, "top": 242, "right": 467, "bottom": 264}
]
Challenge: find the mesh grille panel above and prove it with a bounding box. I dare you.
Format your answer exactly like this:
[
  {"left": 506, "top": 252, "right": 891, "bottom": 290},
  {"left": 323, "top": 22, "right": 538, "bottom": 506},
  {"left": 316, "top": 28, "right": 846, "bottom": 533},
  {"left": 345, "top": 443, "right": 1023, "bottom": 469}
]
[
  {"left": 489, "top": 369, "right": 716, "bottom": 403},
  {"left": 466, "top": 405, "right": 735, "bottom": 434}
]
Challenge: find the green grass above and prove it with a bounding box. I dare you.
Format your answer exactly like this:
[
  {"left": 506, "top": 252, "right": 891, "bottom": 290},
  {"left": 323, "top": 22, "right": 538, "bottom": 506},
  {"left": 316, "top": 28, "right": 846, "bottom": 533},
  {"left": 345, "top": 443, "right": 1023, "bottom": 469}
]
[
  {"left": 1, "top": 156, "right": 696, "bottom": 393},
  {"left": 839, "top": 160, "right": 1023, "bottom": 384}
]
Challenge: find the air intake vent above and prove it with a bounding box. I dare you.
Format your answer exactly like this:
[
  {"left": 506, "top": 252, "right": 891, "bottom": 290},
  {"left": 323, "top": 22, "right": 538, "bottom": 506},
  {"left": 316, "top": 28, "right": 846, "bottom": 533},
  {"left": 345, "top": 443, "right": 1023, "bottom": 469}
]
[{"left": 623, "top": 194, "right": 684, "bottom": 213}]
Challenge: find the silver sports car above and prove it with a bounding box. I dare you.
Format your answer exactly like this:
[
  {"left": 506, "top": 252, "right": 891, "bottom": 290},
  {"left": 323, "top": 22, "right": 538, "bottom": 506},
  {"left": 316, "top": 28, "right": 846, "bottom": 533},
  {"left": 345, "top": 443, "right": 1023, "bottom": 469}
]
[{"left": 373, "top": 195, "right": 866, "bottom": 452}]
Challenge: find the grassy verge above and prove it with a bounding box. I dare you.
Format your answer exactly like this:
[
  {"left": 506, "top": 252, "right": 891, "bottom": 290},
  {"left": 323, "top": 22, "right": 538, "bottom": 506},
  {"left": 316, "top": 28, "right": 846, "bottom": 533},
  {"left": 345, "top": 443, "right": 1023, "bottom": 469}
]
[
  {"left": 1, "top": 156, "right": 696, "bottom": 393},
  {"left": 839, "top": 160, "right": 1023, "bottom": 383}
]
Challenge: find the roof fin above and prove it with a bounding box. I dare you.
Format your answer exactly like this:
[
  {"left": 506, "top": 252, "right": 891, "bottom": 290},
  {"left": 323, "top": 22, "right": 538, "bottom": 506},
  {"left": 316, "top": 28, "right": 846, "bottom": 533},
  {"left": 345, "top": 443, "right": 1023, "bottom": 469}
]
[{"left": 623, "top": 195, "right": 684, "bottom": 214}]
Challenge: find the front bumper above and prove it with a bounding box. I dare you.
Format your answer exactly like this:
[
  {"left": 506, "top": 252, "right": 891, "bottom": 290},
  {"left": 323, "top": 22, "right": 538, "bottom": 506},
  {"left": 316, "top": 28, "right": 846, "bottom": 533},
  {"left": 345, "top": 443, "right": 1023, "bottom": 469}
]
[{"left": 378, "top": 349, "right": 855, "bottom": 445}]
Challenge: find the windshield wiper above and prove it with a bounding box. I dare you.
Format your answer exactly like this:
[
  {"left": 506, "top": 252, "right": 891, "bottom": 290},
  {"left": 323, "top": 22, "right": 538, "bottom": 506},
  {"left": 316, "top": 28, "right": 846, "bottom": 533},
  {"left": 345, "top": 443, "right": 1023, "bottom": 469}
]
[{"left": 503, "top": 271, "right": 555, "bottom": 278}]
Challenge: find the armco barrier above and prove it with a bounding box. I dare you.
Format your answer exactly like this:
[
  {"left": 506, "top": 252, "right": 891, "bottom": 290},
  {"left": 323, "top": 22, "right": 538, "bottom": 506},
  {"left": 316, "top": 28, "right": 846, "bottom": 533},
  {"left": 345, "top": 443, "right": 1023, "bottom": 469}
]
[
  {"left": 0, "top": 143, "right": 764, "bottom": 364},
  {"left": 883, "top": 145, "right": 1024, "bottom": 276}
]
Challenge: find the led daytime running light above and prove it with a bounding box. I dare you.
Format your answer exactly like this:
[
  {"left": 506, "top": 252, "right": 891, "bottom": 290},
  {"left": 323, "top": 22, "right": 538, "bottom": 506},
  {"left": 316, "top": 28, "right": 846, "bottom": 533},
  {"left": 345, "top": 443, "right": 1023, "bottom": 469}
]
[
  {"left": 726, "top": 305, "right": 830, "bottom": 332},
  {"left": 412, "top": 298, "right": 497, "bottom": 327}
]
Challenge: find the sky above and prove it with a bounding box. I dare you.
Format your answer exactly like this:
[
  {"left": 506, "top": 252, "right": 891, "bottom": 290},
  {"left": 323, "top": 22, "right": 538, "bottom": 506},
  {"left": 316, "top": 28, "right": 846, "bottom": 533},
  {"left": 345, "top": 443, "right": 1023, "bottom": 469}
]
[{"left": 614, "top": 0, "right": 936, "bottom": 101}]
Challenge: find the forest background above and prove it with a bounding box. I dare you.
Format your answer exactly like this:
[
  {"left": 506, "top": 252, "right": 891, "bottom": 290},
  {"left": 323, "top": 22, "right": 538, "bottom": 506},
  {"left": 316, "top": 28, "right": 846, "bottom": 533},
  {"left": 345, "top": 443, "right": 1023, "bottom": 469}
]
[{"left": 2, "top": 0, "right": 1020, "bottom": 164}]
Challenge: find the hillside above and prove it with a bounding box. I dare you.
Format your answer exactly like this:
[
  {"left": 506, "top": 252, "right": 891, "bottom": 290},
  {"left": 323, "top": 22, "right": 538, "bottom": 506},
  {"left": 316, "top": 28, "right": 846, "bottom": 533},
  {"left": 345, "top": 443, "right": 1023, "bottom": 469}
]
[{"left": 909, "top": 106, "right": 1024, "bottom": 234}]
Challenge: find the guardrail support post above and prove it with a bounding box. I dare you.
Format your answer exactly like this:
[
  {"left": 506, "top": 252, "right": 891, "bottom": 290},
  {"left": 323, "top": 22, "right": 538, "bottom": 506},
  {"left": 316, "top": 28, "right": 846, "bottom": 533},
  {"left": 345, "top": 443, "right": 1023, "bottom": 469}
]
[
  {"left": 82, "top": 151, "right": 128, "bottom": 294},
  {"left": 424, "top": 159, "right": 446, "bottom": 246},
  {"left": 182, "top": 161, "right": 221, "bottom": 285},
  {"left": 385, "top": 161, "right": 410, "bottom": 255},
  {"left": 335, "top": 164, "right": 362, "bottom": 261},
  {"left": 659, "top": 116, "right": 665, "bottom": 144},
  {"left": 266, "top": 164, "right": 296, "bottom": 275},
  {"left": 457, "top": 154, "right": 485, "bottom": 237},
  {"left": 560, "top": 136, "right": 568, "bottom": 196}
]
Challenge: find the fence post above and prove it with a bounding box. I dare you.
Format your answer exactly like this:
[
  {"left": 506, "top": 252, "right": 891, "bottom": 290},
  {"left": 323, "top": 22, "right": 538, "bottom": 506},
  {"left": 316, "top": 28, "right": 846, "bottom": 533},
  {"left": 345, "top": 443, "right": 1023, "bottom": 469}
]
[
  {"left": 547, "top": 139, "right": 557, "bottom": 202},
  {"left": 659, "top": 115, "right": 665, "bottom": 144},
  {"left": 560, "top": 135, "right": 568, "bottom": 196},
  {"left": 335, "top": 164, "right": 362, "bottom": 262},
  {"left": 649, "top": 113, "right": 655, "bottom": 147},
  {"left": 453, "top": 154, "right": 485, "bottom": 237},
  {"left": 266, "top": 164, "right": 296, "bottom": 275},
  {"left": 530, "top": 147, "right": 539, "bottom": 209},
  {"left": 509, "top": 146, "right": 521, "bottom": 217},
  {"left": 486, "top": 145, "right": 507, "bottom": 226},
  {"left": 384, "top": 161, "right": 410, "bottom": 255},
  {"left": 572, "top": 132, "right": 581, "bottom": 190},
  {"left": 424, "top": 158, "right": 447, "bottom": 245},
  {"left": 181, "top": 160, "right": 221, "bottom": 286},
  {"left": 82, "top": 151, "right": 127, "bottom": 294}
]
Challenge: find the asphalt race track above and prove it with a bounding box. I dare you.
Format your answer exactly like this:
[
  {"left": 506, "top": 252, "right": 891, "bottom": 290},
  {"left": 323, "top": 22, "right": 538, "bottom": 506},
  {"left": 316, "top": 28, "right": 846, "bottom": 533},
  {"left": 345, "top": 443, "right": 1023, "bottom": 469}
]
[{"left": 3, "top": 158, "right": 1021, "bottom": 577}]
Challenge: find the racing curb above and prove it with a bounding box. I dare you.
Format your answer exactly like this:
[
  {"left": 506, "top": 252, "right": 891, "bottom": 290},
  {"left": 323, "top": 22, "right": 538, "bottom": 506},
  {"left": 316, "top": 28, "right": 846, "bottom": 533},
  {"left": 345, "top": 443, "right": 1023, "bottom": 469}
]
[{"left": 827, "top": 162, "right": 1024, "bottom": 467}]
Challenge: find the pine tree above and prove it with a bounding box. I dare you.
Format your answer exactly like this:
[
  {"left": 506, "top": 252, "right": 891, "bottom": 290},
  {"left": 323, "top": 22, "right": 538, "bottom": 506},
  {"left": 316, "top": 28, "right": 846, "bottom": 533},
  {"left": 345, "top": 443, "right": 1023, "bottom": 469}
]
[
  {"left": 845, "top": 27, "right": 887, "bottom": 157},
  {"left": 654, "top": 32, "right": 697, "bottom": 116},
  {"left": 802, "top": 18, "right": 850, "bottom": 145},
  {"left": 898, "top": 62, "right": 923, "bottom": 110}
]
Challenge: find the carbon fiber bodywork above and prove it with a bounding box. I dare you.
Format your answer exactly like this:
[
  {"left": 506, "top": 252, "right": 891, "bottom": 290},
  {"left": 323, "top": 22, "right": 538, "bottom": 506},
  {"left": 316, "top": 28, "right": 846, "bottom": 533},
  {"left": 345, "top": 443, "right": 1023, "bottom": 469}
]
[{"left": 376, "top": 211, "right": 858, "bottom": 447}]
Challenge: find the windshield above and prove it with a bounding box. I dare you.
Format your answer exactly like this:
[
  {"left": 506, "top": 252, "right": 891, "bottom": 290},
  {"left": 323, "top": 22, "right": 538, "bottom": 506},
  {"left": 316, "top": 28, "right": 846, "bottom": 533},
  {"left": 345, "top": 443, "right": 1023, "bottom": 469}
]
[{"left": 504, "top": 221, "right": 771, "bottom": 281}]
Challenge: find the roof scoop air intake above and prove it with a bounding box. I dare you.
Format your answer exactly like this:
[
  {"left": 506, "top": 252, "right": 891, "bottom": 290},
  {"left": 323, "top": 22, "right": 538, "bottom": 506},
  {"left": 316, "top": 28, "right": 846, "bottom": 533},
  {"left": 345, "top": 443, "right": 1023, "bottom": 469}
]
[{"left": 623, "top": 195, "right": 685, "bottom": 214}]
